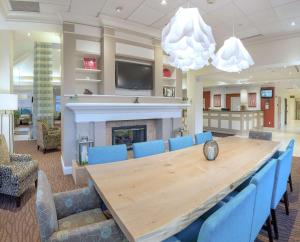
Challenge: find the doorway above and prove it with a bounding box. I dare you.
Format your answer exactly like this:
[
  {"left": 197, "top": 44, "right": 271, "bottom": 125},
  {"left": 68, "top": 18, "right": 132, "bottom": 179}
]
[
  {"left": 296, "top": 100, "right": 300, "bottom": 120},
  {"left": 284, "top": 98, "right": 288, "bottom": 125}
]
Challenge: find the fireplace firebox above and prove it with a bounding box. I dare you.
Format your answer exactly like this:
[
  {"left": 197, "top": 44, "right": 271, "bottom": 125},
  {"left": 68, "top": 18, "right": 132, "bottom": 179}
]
[{"left": 112, "top": 125, "right": 147, "bottom": 149}]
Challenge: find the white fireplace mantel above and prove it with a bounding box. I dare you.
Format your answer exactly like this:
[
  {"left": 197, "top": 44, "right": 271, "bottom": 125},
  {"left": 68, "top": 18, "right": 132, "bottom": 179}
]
[{"left": 66, "top": 102, "right": 189, "bottom": 123}]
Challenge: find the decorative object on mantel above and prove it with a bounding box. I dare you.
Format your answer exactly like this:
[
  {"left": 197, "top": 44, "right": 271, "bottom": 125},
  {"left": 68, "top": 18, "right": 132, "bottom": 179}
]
[
  {"left": 163, "top": 86, "right": 175, "bottom": 97},
  {"left": 77, "top": 136, "right": 94, "bottom": 165},
  {"left": 203, "top": 140, "right": 219, "bottom": 161},
  {"left": 83, "top": 57, "right": 97, "bottom": 69},
  {"left": 161, "top": 7, "right": 216, "bottom": 72},
  {"left": 134, "top": 97, "right": 139, "bottom": 103},
  {"left": 83, "top": 88, "right": 93, "bottom": 95},
  {"left": 212, "top": 37, "right": 254, "bottom": 72},
  {"left": 163, "top": 68, "right": 172, "bottom": 77}
]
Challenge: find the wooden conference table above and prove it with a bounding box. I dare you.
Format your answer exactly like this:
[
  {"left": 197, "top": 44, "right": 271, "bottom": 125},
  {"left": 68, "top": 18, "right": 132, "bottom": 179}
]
[{"left": 86, "top": 136, "right": 281, "bottom": 242}]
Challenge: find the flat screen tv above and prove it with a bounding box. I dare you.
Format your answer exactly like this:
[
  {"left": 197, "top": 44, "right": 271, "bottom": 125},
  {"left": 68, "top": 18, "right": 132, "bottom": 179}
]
[
  {"left": 115, "top": 61, "right": 153, "bottom": 90},
  {"left": 261, "top": 89, "right": 273, "bottom": 98}
]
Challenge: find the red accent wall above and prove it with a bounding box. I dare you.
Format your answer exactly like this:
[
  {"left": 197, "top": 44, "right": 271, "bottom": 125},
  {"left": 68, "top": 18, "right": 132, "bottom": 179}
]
[
  {"left": 261, "top": 87, "right": 275, "bottom": 128},
  {"left": 203, "top": 91, "right": 210, "bottom": 110},
  {"left": 226, "top": 93, "right": 240, "bottom": 110}
]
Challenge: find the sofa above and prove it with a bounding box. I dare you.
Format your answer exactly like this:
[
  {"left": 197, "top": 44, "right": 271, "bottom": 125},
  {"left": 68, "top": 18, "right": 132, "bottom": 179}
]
[
  {"left": 36, "top": 170, "right": 127, "bottom": 242},
  {"left": 37, "top": 119, "right": 61, "bottom": 153},
  {"left": 0, "top": 135, "right": 38, "bottom": 207}
]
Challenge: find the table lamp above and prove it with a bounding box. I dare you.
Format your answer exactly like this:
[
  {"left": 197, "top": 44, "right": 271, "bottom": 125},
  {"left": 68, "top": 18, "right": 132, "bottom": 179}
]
[{"left": 0, "top": 94, "right": 18, "bottom": 153}]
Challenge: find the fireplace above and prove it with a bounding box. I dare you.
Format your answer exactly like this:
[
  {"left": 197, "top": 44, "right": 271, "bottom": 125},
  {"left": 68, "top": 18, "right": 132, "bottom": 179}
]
[{"left": 112, "top": 125, "right": 147, "bottom": 149}]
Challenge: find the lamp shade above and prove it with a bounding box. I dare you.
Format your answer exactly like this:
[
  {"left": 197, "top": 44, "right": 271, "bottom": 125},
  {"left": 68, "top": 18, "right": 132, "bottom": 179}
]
[
  {"left": 161, "top": 7, "right": 216, "bottom": 72},
  {"left": 0, "top": 94, "right": 18, "bottom": 110},
  {"left": 212, "top": 36, "right": 254, "bottom": 72}
]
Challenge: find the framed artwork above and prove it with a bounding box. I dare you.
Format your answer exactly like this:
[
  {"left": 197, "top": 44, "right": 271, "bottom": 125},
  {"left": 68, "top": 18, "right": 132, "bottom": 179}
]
[
  {"left": 248, "top": 93, "right": 257, "bottom": 107},
  {"left": 163, "top": 86, "right": 175, "bottom": 97},
  {"left": 83, "top": 57, "right": 97, "bottom": 69},
  {"left": 214, "top": 94, "right": 221, "bottom": 107}
]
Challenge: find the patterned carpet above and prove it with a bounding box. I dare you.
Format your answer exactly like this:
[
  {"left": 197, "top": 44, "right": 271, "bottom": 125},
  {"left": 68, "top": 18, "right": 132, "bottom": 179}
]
[{"left": 0, "top": 140, "right": 299, "bottom": 242}]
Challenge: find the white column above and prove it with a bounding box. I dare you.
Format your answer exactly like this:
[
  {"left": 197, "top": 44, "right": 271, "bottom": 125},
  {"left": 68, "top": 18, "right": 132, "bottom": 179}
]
[
  {"left": 0, "top": 30, "right": 14, "bottom": 152},
  {"left": 187, "top": 72, "right": 203, "bottom": 135}
]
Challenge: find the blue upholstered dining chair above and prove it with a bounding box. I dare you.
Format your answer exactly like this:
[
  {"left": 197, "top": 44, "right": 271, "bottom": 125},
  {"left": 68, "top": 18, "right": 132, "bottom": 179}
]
[
  {"left": 271, "top": 148, "right": 293, "bottom": 240},
  {"left": 249, "top": 159, "right": 277, "bottom": 242},
  {"left": 132, "top": 140, "right": 165, "bottom": 158},
  {"left": 168, "top": 135, "right": 194, "bottom": 151},
  {"left": 164, "top": 184, "right": 256, "bottom": 242},
  {"left": 88, "top": 144, "right": 128, "bottom": 165},
  {"left": 273, "top": 139, "right": 295, "bottom": 192},
  {"left": 195, "top": 131, "right": 213, "bottom": 145}
]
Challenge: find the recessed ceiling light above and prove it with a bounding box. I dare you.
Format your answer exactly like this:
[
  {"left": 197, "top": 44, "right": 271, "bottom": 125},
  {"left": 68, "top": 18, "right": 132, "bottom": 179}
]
[
  {"left": 115, "top": 6, "right": 123, "bottom": 13},
  {"left": 291, "top": 21, "right": 296, "bottom": 26},
  {"left": 161, "top": 0, "right": 167, "bottom": 5},
  {"left": 27, "top": 32, "right": 31, "bottom": 37}
]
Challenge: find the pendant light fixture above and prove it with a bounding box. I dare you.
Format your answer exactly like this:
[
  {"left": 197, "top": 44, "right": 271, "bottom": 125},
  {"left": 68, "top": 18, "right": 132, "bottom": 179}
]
[
  {"left": 212, "top": 10, "right": 254, "bottom": 72},
  {"left": 161, "top": 4, "right": 216, "bottom": 72}
]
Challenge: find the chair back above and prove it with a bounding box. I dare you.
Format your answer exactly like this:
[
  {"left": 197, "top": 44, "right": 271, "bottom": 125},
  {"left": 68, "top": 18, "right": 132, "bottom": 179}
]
[
  {"left": 133, "top": 140, "right": 165, "bottom": 158},
  {"left": 197, "top": 184, "right": 256, "bottom": 242},
  {"left": 195, "top": 131, "right": 213, "bottom": 145},
  {"left": 168, "top": 135, "right": 194, "bottom": 151},
  {"left": 88, "top": 144, "right": 127, "bottom": 165},
  {"left": 249, "top": 159, "right": 277, "bottom": 242},
  {"left": 36, "top": 171, "right": 58, "bottom": 241},
  {"left": 249, "top": 130, "right": 272, "bottom": 141},
  {"left": 0, "top": 135, "right": 9, "bottom": 164},
  {"left": 287, "top": 139, "right": 295, "bottom": 153},
  {"left": 271, "top": 148, "right": 293, "bottom": 209}
]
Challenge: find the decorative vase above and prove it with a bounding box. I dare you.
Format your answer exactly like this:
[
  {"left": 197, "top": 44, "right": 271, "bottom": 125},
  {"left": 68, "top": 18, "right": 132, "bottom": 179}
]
[{"left": 203, "top": 140, "right": 219, "bottom": 161}]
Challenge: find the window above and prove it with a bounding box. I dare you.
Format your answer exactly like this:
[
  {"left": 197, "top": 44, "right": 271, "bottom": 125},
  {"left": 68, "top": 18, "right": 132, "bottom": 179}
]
[{"left": 55, "top": 96, "right": 61, "bottom": 112}]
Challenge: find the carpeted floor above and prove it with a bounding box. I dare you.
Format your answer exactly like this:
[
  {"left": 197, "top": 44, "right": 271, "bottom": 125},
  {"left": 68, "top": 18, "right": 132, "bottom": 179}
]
[{"left": 0, "top": 140, "right": 299, "bottom": 242}]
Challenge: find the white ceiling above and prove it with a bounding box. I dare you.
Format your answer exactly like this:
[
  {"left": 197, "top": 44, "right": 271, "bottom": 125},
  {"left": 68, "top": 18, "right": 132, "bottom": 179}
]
[
  {"left": 4, "top": 0, "right": 300, "bottom": 42},
  {"left": 201, "top": 65, "right": 300, "bottom": 90}
]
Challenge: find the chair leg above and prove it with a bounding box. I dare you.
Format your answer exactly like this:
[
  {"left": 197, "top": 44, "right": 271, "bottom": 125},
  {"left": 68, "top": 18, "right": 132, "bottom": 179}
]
[
  {"left": 43, "top": 149, "right": 46, "bottom": 154},
  {"left": 283, "top": 191, "right": 289, "bottom": 215},
  {"left": 288, "top": 174, "right": 293, "bottom": 192},
  {"left": 16, "top": 196, "right": 21, "bottom": 207},
  {"left": 37, "top": 145, "right": 39, "bottom": 150},
  {"left": 271, "top": 209, "right": 279, "bottom": 240},
  {"left": 35, "top": 179, "right": 38, "bottom": 188},
  {"left": 266, "top": 215, "right": 273, "bottom": 242}
]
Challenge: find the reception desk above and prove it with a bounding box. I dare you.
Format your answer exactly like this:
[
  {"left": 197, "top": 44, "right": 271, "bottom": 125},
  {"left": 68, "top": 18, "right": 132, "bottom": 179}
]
[{"left": 203, "top": 110, "right": 264, "bottom": 135}]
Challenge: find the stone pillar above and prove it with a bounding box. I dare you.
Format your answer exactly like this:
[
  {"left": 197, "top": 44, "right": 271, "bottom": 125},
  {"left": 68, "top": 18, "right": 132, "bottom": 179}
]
[
  {"left": 100, "top": 27, "right": 116, "bottom": 95},
  {"left": 153, "top": 39, "right": 163, "bottom": 96},
  {"left": 0, "top": 30, "right": 14, "bottom": 152},
  {"left": 187, "top": 72, "right": 203, "bottom": 135}
]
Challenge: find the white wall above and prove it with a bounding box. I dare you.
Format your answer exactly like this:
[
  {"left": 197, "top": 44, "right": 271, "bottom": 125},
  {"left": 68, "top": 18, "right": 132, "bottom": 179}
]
[{"left": 207, "top": 86, "right": 261, "bottom": 110}]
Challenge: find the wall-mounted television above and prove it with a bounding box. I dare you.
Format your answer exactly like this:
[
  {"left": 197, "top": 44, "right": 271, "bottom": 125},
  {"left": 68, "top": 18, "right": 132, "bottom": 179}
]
[
  {"left": 115, "top": 61, "right": 153, "bottom": 90},
  {"left": 261, "top": 89, "right": 273, "bottom": 98}
]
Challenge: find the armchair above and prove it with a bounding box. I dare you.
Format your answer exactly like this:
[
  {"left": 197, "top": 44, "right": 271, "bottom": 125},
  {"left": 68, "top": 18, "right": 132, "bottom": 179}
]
[
  {"left": 0, "top": 135, "right": 38, "bottom": 207},
  {"left": 36, "top": 171, "right": 127, "bottom": 242},
  {"left": 37, "top": 119, "right": 61, "bottom": 153}
]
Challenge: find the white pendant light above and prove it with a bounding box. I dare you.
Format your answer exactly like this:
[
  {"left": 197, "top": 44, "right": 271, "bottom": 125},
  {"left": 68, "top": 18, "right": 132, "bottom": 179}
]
[
  {"left": 212, "top": 36, "right": 254, "bottom": 73},
  {"left": 161, "top": 7, "right": 216, "bottom": 72}
]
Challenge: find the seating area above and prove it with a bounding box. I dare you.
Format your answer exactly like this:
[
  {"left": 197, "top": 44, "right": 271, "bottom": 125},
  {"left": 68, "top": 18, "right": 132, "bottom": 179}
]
[{"left": 1, "top": 1, "right": 300, "bottom": 241}]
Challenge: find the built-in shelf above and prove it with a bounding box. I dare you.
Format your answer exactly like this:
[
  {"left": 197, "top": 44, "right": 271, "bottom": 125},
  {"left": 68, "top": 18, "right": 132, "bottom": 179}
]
[
  {"left": 163, "top": 77, "right": 176, "bottom": 81},
  {"left": 75, "top": 68, "right": 102, "bottom": 73},
  {"left": 76, "top": 51, "right": 101, "bottom": 57},
  {"left": 75, "top": 78, "right": 102, "bottom": 82}
]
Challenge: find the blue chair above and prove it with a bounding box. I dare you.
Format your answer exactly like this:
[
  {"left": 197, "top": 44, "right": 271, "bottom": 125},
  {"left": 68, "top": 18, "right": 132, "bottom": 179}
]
[
  {"left": 195, "top": 131, "right": 213, "bottom": 145},
  {"left": 271, "top": 148, "right": 293, "bottom": 239},
  {"left": 132, "top": 140, "right": 165, "bottom": 158},
  {"left": 88, "top": 144, "right": 128, "bottom": 165},
  {"left": 272, "top": 139, "right": 295, "bottom": 192},
  {"left": 166, "top": 184, "right": 256, "bottom": 242},
  {"left": 168, "top": 136, "right": 193, "bottom": 151},
  {"left": 249, "top": 159, "right": 277, "bottom": 242}
]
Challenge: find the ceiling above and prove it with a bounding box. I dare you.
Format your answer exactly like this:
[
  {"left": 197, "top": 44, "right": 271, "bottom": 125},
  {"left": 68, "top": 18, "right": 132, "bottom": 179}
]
[
  {"left": 201, "top": 64, "right": 300, "bottom": 90},
  {"left": 3, "top": 0, "right": 300, "bottom": 42}
]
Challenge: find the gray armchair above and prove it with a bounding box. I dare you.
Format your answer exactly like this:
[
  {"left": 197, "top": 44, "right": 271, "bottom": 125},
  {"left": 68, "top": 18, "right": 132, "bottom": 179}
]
[
  {"left": 36, "top": 170, "right": 127, "bottom": 242},
  {"left": 0, "top": 135, "right": 38, "bottom": 207}
]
